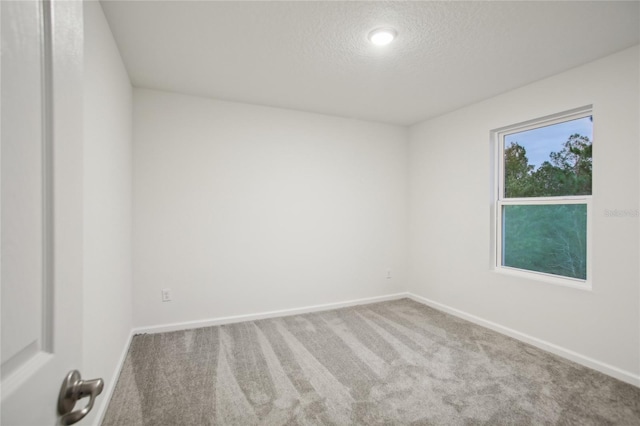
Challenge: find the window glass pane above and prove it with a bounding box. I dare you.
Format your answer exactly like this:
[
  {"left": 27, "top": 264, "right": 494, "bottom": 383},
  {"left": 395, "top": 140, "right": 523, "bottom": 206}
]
[
  {"left": 502, "top": 204, "right": 587, "bottom": 280},
  {"left": 504, "top": 116, "right": 592, "bottom": 198}
]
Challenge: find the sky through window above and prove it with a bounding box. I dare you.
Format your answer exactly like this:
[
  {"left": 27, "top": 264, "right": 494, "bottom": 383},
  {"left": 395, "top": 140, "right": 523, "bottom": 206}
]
[{"left": 504, "top": 116, "right": 593, "bottom": 170}]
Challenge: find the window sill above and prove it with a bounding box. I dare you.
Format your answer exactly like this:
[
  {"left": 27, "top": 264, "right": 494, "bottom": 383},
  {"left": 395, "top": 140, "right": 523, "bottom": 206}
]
[{"left": 493, "top": 266, "right": 593, "bottom": 292}]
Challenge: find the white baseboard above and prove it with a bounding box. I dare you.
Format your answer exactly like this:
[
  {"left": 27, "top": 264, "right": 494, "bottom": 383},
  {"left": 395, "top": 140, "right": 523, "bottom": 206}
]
[
  {"left": 132, "top": 292, "right": 410, "bottom": 335},
  {"left": 406, "top": 292, "right": 640, "bottom": 388},
  {"left": 92, "top": 330, "right": 135, "bottom": 426}
]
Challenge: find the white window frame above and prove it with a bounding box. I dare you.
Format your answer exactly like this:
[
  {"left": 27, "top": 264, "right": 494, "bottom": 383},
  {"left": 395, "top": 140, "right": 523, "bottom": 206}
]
[{"left": 490, "top": 106, "right": 593, "bottom": 290}]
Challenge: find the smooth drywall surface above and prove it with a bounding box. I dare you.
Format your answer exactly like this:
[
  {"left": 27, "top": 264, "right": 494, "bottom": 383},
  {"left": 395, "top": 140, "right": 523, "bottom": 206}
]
[
  {"left": 409, "top": 46, "right": 639, "bottom": 378},
  {"left": 133, "top": 89, "right": 408, "bottom": 328},
  {"left": 83, "top": 2, "right": 133, "bottom": 423}
]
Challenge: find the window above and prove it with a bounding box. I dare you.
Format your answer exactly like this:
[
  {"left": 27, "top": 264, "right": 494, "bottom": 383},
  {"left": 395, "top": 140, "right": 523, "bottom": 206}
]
[{"left": 492, "top": 107, "right": 593, "bottom": 287}]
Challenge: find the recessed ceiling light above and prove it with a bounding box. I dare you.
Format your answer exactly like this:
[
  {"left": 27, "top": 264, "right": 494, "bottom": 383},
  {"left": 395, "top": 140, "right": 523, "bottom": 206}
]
[{"left": 368, "top": 28, "right": 397, "bottom": 46}]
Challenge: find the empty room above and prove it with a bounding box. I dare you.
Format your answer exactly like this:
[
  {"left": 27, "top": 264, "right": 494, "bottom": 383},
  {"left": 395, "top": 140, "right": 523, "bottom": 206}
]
[{"left": 1, "top": 0, "right": 639, "bottom": 425}]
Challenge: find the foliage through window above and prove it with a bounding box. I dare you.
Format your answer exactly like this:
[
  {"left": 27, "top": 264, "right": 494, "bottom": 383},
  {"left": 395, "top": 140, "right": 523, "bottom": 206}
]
[{"left": 494, "top": 109, "right": 592, "bottom": 282}]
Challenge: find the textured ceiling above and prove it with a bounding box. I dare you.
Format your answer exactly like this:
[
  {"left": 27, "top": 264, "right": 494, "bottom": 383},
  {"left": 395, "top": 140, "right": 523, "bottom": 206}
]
[{"left": 100, "top": 1, "right": 640, "bottom": 125}]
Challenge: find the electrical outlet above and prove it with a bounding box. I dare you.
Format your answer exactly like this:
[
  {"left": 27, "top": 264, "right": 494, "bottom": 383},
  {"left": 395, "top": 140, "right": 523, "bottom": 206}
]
[{"left": 161, "top": 288, "right": 172, "bottom": 302}]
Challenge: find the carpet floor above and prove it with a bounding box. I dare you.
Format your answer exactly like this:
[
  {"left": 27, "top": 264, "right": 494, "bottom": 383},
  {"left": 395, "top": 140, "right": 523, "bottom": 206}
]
[{"left": 102, "top": 299, "right": 640, "bottom": 425}]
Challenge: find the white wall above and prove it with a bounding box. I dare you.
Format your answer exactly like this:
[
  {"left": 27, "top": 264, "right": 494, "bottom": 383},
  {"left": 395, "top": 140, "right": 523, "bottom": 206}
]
[
  {"left": 83, "top": 2, "right": 133, "bottom": 423},
  {"left": 409, "top": 46, "right": 640, "bottom": 382},
  {"left": 133, "top": 89, "right": 408, "bottom": 328}
]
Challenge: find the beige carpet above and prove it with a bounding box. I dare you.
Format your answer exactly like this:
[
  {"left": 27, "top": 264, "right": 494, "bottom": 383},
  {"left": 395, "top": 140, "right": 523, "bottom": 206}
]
[{"left": 102, "top": 299, "right": 640, "bottom": 425}]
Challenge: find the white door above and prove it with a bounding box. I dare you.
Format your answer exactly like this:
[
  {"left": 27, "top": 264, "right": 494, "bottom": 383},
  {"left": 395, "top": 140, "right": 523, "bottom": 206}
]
[{"left": 1, "top": 0, "right": 88, "bottom": 425}]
